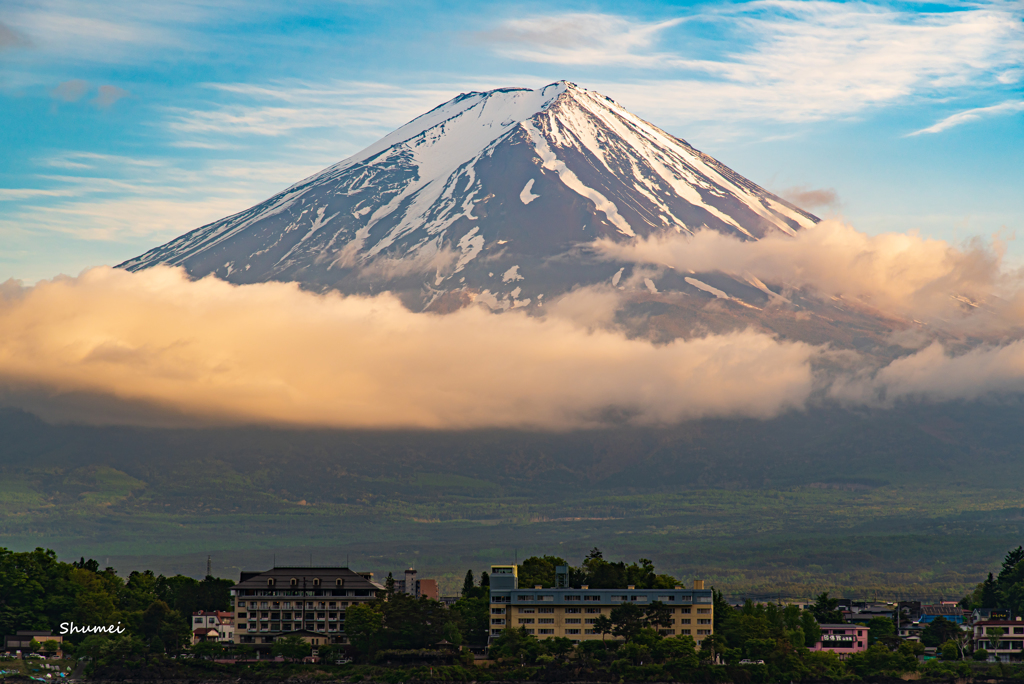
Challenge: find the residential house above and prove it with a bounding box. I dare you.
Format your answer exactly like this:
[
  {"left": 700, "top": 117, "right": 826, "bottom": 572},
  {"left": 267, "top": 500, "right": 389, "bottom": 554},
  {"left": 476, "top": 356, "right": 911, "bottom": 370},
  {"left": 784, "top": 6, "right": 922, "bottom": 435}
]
[
  {"left": 973, "top": 619, "right": 1024, "bottom": 662},
  {"left": 191, "top": 610, "right": 234, "bottom": 645}
]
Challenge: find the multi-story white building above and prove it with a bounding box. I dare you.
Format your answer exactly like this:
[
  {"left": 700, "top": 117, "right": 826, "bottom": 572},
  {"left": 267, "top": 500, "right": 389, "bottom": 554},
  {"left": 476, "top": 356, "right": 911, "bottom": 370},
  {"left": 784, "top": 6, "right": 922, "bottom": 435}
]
[
  {"left": 488, "top": 564, "right": 713, "bottom": 644},
  {"left": 230, "top": 567, "right": 383, "bottom": 653}
]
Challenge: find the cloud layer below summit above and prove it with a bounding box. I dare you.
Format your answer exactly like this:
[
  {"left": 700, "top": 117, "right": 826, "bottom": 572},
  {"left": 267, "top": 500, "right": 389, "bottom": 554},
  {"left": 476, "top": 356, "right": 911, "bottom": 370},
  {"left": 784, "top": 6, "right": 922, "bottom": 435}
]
[{"left": 5, "top": 222, "right": 1024, "bottom": 429}]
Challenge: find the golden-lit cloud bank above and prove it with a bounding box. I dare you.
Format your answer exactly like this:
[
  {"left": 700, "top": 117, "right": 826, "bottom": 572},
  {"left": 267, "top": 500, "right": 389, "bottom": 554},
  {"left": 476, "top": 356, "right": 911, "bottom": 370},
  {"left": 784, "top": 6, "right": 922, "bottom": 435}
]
[
  {"left": 598, "top": 220, "right": 1024, "bottom": 410},
  {"left": 0, "top": 266, "right": 818, "bottom": 429},
  {"left": 597, "top": 220, "right": 1010, "bottom": 326}
]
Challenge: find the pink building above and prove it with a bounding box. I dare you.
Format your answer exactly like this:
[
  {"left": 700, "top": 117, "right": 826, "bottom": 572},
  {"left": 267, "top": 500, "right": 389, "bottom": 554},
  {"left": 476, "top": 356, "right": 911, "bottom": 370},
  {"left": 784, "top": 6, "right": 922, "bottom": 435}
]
[{"left": 811, "top": 624, "right": 868, "bottom": 658}]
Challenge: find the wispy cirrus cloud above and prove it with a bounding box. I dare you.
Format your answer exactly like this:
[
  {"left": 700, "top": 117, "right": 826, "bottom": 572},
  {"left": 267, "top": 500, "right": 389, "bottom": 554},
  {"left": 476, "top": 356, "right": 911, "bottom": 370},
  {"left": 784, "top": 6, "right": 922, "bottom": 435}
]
[
  {"left": 908, "top": 100, "right": 1024, "bottom": 136},
  {"left": 485, "top": 2, "right": 1024, "bottom": 127},
  {"left": 478, "top": 13, "right": 686, "bottom": 67}
]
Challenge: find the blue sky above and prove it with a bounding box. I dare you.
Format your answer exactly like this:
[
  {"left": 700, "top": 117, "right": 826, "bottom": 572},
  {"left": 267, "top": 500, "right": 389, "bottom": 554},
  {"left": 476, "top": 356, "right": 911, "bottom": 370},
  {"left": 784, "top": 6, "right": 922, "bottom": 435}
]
[{"left": 1, "top": 0, "right": 1022, "bottom": 282}]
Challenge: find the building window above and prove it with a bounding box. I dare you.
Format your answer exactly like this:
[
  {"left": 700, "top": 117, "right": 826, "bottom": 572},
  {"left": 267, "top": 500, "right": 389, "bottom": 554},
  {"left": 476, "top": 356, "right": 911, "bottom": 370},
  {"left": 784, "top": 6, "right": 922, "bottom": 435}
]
[
  {"left": 584, "top": 629, "right": 597, "bottom": 635},
  {"left": 519, "top": 607, "right": 535, "bottom": 614},
  {"left": 679, "top": 629, "right": 691, "bottom": 634},
  {"left": 565, "top": 618, "right": 581, "bottom": 624},
  {"left": 260, "top": 602, "right": 269, "bottom": 609},
  {"left": 697, "top": 630, "right": 711, "bottom": 635},
  {"left": 585, "top": 619, "right": 598, "bottom": 624},
  {"left": 566, "top": 596, "right": 581, "bottom": 601},
  {"left": 697, "top": 608, "right": 711, "bottom": 614},
  {"left": 565, "top": 608, "right": 581, "bottom": 614},
  {"left": 519, "top": 618, "right": 535, "bottom": 624},
  {"left": 698, "top": 619, "right": 711, "bottom": 625},
  {"left": 336, "top": 579, "right": 343, "bottom": 587},
  {"left": 585, "top": 608, "right": 602, "bottom": 614},
  {"left": 492, "top": 619, "right": 505, "bottom": 625},
  {"left": 268, "top": 578, "right": 275, "bottom": 587},
  {"left": 491, "top": 629, "right": 503, "bottom": 635},
  {"left": 525, "top": 629, "right": 535, "bottom": 635},
  {"left": 238, "top": 613, "right": 247, "bottom": 619},
  {"left": 538, "top": 619, "right": 554, "bottom": 624},
  {"left": 611, "top": 595, "right": 627, "bottom": 602},
  {"left": 565, "top": 629, "right": 581, "bottom": 635},
  {"left": 491, "top": 608, "right": 505, "bottom": 614},
  {"left": 680, "top": 619, "right": 691, "bottom": 624},
  {"left": 313, "top": 578, "right": 321, "bottom": 587},
  {"left": 681, "top": 607, "right": 691, "bottom": 614},
  {"left": 538, "top": 607, "right": 554, "bottom": 614},
  {"left": 584, "top": 596, "right": 601, "bottom": 601},
  {"left": 630, "top": 596, "right": 648, "bottom": 602}
]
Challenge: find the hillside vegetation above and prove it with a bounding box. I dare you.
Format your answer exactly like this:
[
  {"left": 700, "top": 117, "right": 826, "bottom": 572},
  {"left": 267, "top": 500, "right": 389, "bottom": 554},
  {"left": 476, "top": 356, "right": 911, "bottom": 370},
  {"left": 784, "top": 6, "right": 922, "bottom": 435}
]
[{"left": 2, "top": 402, "right": 1024, "bottom": 598}]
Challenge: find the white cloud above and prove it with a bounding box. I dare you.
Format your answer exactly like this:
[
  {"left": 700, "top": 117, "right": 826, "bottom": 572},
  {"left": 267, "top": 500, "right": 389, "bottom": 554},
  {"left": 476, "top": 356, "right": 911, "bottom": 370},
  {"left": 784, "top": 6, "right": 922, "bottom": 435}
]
[
  {"left": 596, "top": 221, "right": 1011, "bottom": 329},
  {"left": 479, "top": 13, "right": 685, "bottom": 67},
  {"left": 486, "top": 2, "right": 1024, "bottom": 125},
  {"left": 908, "top": 100, "right": 1024, "bottom": 136},
  {"left": 0, "top": 266, "right": 820, "bottom": 429}
]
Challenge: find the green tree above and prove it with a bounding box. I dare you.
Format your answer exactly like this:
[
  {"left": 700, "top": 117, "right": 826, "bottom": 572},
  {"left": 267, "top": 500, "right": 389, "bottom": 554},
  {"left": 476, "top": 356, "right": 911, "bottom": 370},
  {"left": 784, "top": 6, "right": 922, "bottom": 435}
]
[
  {"left": 973, "top": 648, "right": 989, "bottom": 661},
  {"left": 450, "top": 595, "right": 488, "bottom": 647},
  {"left": 517, "top": 556, "right": 567, "bottom": 589},
  {"left": 867, "top": 616, "right": 895, "bottom": 644},
  {"left": 985, "top": 626, "right": 1005, "bottom": 651},
  {"left": 41, "top": 640, "right": 59, "bottom": 655},
  {"left": 609, "top": 603, "right": 646, "bottom": 642},
  {"left": 592, "top": 614, "right": 613, "bottom": 639},
  {"left": 191, "top": 640, "right": 222, "bottom": 659},
  {"left": 461, "top": 570, "right": 475, "bottom": 596},
  {"left": 982, "top": 573, "right": 999, "bottom": 608},
  {"left": 489, "top": 626, "right": 541, "bottom": 663},
  {"left": 921, "top": 616, "right": 960, "bottom": 647},
  {"left": 441, "top": 621, "right": 462, "bottom": 647},
  {"left": 940, "top": 640, "right": 959, "bottom": 660},
  {"left": 643, "top": 601, "right": 673, "bottom": 630},
  {"left": 345, "top": 603, "right": 383, "bottom": 658},
  {"left": 271, "top": 634, "right": 311, "bottom": 661},
  {"left": 810, "top": 592, "right": 844, "bottom": 624}
]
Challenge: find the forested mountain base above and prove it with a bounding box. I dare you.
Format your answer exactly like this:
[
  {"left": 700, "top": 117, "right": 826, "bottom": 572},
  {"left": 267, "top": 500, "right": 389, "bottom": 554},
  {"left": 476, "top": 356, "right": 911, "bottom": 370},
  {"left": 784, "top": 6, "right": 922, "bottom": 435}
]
[{"left": 3, "top": 401, "right": 1024, "bottom": 598}]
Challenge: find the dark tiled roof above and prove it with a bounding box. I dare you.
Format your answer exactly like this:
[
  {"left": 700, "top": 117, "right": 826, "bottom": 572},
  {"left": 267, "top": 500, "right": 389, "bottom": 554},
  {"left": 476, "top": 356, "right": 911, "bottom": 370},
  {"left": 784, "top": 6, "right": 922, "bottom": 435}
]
[{"left": 234, "top": 567, "right": 380, "bottom": 590}]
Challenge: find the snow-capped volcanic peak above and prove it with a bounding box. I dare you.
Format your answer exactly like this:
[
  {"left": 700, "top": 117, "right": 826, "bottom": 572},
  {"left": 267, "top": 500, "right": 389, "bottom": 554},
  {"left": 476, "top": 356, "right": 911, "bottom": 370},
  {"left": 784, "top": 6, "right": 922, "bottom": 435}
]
[{"left": 120, "top": 81, "right": 818, "bottom": 312}]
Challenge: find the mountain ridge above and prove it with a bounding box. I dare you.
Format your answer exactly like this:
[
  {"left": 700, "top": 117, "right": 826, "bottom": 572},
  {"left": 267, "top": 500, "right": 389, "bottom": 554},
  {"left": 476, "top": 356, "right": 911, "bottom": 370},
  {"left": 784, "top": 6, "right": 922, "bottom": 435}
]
[{"left": 119, "top": 81, "right": 819, "bottom": 313}]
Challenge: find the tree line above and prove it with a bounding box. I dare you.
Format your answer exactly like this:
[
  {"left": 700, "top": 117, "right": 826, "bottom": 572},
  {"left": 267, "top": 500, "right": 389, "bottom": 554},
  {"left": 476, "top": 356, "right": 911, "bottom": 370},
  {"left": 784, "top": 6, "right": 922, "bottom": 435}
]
[{"left": 0, "top": 547, "right": 231, "bottom": 654}]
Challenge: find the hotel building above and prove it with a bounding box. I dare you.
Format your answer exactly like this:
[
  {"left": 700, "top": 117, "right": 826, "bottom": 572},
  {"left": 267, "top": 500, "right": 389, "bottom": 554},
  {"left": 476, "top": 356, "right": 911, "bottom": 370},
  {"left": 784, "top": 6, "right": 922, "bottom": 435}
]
[
  {"left": 488, "top": 564, "right": 713, "bottom": 644},
  {"left": 231, "top": 567, "right": 383, "bottom": 650}
]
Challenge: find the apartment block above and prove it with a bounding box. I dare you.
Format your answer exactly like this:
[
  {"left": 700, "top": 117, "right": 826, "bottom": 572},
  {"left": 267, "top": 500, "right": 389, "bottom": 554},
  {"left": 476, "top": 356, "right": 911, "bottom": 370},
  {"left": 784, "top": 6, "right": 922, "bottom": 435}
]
[
  {"left": 488, "top": 564, "right": 713, "bottom": 644},
  {"left": 230, "top": 567, "right": 383, "bottom": 650}
]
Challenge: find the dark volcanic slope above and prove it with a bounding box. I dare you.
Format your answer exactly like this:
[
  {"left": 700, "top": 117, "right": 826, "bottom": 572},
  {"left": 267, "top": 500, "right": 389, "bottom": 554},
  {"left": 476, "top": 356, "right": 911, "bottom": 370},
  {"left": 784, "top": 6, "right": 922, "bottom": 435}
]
[{"left": 120, "top": 82, "right": 817, "bottom": 309}]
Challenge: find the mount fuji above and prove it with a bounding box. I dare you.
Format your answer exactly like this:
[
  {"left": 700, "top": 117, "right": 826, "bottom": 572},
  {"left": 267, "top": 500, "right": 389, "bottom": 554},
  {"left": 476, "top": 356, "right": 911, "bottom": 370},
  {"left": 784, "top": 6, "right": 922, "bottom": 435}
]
[{"left": 121, "top": 81, "right": 896, "bottom": 346}]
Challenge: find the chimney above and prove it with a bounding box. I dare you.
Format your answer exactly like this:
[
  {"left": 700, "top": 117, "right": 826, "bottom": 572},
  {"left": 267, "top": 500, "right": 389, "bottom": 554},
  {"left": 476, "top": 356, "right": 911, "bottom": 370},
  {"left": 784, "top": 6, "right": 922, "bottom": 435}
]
[
  {"left": 581, "top": 585, "right": 589, "bottom": 589},
  {"left": 694, "top": 580, "right": 705, "bottom": 590},
  {"left": 535, "top": 585, "right": 543, "bottom": 589},
  {"left": 628, "top": 585, "right": 635, "bottom": 590}
]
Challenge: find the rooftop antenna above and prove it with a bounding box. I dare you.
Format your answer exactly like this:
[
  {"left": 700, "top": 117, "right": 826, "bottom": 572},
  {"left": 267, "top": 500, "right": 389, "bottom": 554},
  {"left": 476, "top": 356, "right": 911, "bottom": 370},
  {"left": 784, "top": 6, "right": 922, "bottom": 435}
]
[{"left": 207, "top": 555, "right": 211, "bottom": 578}]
